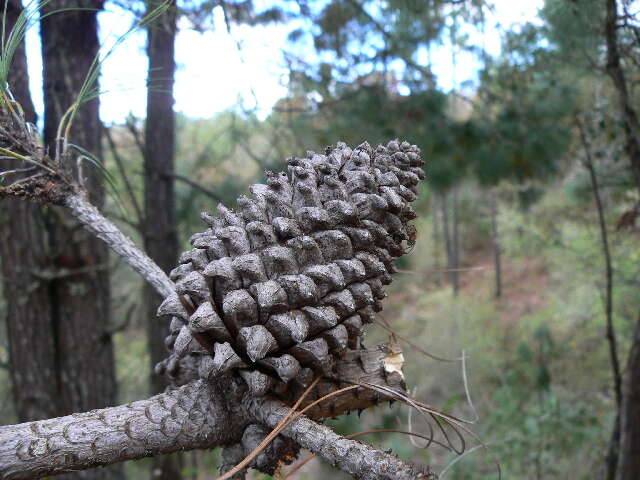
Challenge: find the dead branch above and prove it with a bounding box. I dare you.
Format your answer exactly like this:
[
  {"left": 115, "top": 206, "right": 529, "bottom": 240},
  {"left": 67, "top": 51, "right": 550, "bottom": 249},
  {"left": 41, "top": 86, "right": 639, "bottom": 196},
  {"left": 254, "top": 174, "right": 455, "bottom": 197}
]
[
  {"left": 0, "top": 344, "right": 412, "bottom": 479},
  {"left": 0, "top": 380, "right": 236, "bottom": 480},
  {"left": 248, "top": 396, "right": 434, "bottom": 480},
  {"left": 64, "top": 192, "right": 175, "bottom": 297}
]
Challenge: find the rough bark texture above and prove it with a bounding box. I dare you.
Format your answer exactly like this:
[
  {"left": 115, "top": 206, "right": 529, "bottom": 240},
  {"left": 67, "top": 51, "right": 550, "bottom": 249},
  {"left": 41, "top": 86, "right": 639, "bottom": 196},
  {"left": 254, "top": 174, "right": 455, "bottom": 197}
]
[
  {"left": 144, "top": 0, "right": 179, "bottom": 396},
  {"left": 247, "top": 397, "right": 434, "bottom": 480},
  {"left": 0, "top": 344, "right": 411, "bottom": 479},
  {"left": 0, "top": 0, "right": 58, "bottom": 424},
  {"left": 143, "top": 6, "right": 184, "bottom": 475},
  {"left": 0, "top": 380, "right": 237, "bottom": 480},
  {"left": 605, "top": 0, "right": 640, "bottom": 192},
  {"left": 65, "top": 194, "right": 175, "bottom": 297},
  {"left": 280, "top": 345, "right": 406, "bottom": 419},
  {"left": 0, "top": 201, "right": 58, "bottom": 422},
  {"left": 617, "top": 313, "right": 640, "bottom": 480},
  {"left": 38, "top": 2, "right": 120, "bottom": 479}
]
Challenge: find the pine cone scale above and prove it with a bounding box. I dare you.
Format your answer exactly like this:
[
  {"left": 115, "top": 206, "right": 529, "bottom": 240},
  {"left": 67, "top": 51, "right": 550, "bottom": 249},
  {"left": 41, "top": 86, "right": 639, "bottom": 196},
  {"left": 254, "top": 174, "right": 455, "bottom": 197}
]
[{"left": 156, "top": 140, "right": 424, "bottom": 393}]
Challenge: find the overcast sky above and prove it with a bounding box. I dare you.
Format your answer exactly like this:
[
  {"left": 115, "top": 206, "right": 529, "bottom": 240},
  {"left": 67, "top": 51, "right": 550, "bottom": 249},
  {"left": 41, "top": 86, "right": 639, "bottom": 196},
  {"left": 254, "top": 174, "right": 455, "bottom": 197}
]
[{"left": 23, "top": 0, "right": 543, "bottom": 124}]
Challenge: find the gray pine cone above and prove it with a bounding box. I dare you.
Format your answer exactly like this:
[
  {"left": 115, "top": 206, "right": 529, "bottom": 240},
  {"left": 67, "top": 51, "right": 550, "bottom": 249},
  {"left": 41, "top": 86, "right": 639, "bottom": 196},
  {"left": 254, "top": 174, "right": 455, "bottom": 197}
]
[{"left": 156, "top": 140, "right": 424, "bottom": 393}]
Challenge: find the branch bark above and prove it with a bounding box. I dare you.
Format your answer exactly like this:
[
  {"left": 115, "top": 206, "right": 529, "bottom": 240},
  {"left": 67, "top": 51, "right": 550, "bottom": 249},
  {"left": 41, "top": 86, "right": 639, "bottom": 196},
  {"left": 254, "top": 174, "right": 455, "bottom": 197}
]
[
  {"left": 0, "top": 380, "right": 238, "bottom": 480},
  {"left": 63, "top": 193, "right": 175, "bottom": 298},
  {"left": 0, "top": 345, "right": 415, "bottom": 479},
  {"left": 248, "top": 397, "right": 433, "bottom": 480}
]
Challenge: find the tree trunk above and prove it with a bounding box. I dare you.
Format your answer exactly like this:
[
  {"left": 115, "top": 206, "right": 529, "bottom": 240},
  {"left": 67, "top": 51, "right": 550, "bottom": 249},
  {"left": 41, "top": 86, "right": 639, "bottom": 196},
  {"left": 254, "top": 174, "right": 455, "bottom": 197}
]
[
  {"left": 489, "top": 191, "right": 502, "bottom": 298},
  {"left": 577, "top": 118, "right": 622, "bottom": 480},
  {"left": 0, "top": 0, "right": 58, "bottom": 424},
  {"left": 143, "top": 4, "right": 181, "bottom": 478},
  {"left": 39, "top": 2, "right": 120, "bottom": 478},
  {"left": 452, "top": 187, "right": 460, "bottom": 295},
  {"left": 440, "top": 193, "right": 452, "bottom": 293},
  {"left": 604, "top": 0, "right": 640, "bottom": 193},
  {"left": 144, "top": 0, "right": 178, "bottom": 400},
  {"left": 431, "top": 198, "right": 442, "bottom": 286},
  {"left": 617, "top": 312, "right": 640, "bottom": 480},
  {"left": 440, "top": 192, "right": 459, "bottom": 296},
  {"left": 2, "top": 0, "right": 36, "bottom": 124}
]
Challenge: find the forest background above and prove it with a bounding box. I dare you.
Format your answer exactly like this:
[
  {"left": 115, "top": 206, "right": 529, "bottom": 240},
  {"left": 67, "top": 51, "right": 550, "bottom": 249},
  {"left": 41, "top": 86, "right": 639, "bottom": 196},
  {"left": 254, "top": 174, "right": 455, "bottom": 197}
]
[{"left": 1, "top": 0, "right": 639, "bottom": 479}]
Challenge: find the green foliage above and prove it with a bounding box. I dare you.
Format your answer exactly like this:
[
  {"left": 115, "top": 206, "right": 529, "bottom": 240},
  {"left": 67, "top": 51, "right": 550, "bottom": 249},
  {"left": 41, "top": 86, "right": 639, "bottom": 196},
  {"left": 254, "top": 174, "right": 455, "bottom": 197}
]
[
  {"left": 472, "top": 24, "right": 578, "bottom": 188},
  {"left": 541, "top": 0, "right": 604, "bottom": 69},
  {"left": 0, "top": 0, "right": 50, "bottom": 98},
  {"left": 465, "top": 325, "right": 602, "bottom": 479}
]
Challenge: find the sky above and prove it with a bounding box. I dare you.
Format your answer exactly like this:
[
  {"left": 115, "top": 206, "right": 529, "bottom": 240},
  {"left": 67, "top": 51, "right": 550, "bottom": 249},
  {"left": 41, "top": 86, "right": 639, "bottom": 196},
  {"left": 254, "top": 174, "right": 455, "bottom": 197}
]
[{"left": 23, "top": 0, "right": 544, "bottom": 125}]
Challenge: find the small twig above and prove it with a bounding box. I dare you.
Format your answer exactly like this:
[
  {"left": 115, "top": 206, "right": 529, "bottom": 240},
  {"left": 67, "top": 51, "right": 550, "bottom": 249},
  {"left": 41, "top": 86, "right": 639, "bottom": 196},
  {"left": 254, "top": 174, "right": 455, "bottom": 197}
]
[
  {"left": 124, "top": 116, "right": 145, "bottom": 157},
  {"left": 374, "top": 318, "right": 463, "bottom": 363},
  {"left": 108, "top": 302, "right": 137, "bottom": 334},
  {"left": 63, "top": 193, "right": 176, "bottom": 298},
  {"left": 1, "top": 171, "right": 44, "bottom": 187},
  {"left": 103, "top": 124, "right": 143, "bottom": 224},
  {"left": 217, "top": 377, "right": 322, "bottom": 480},
  {"left": 31, "top": 262, "right": 110, "bottom": 281},
  {"left": 166, "top": 172, "right": 223, "bottom": 202}
]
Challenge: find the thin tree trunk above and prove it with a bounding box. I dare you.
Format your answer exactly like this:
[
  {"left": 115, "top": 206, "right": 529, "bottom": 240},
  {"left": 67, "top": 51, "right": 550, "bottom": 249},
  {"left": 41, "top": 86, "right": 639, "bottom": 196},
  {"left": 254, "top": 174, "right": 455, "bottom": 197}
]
[
  {"left": 431, "top": 198, "right": 442, "bottom": 286},
  {"left": 144, "top": 0, "right": 178, "bottom": 396},
  {"left": 489, "top": 191, "right": 502, "bottom": 298},
  {"left": 440, "top": 192, "right": 457, "bottom": 294},
  {"left": 605, "top": 0, "right": 640, "bottom": 192},
  {"left": 451, "top": 187, "right": 460, "bottom": 295},
  {"left": 617, "top": 312, "right": 640, "bottom": 480},
  {"left": 143, "top": 3, "right": 181, "bottom": 478},
  {"left": 577, "top": 119, "right": 622, "bottom": 480},
  {"left": 39, "top": 2, "right": 121, "bottom": 479}
]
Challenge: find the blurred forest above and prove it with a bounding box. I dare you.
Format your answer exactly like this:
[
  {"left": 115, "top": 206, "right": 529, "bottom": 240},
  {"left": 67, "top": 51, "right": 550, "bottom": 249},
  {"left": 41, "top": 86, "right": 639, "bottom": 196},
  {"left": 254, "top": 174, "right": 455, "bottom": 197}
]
[{"left": 1, "top": 0, "right": 640, "bottom": 479}]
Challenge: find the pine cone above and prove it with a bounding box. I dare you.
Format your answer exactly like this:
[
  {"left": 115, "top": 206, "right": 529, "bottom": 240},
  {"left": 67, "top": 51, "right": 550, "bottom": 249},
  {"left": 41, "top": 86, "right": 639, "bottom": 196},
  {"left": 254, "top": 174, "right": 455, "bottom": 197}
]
[{"left": 156, "top": 140, "right": 424, "bottom": 393}]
